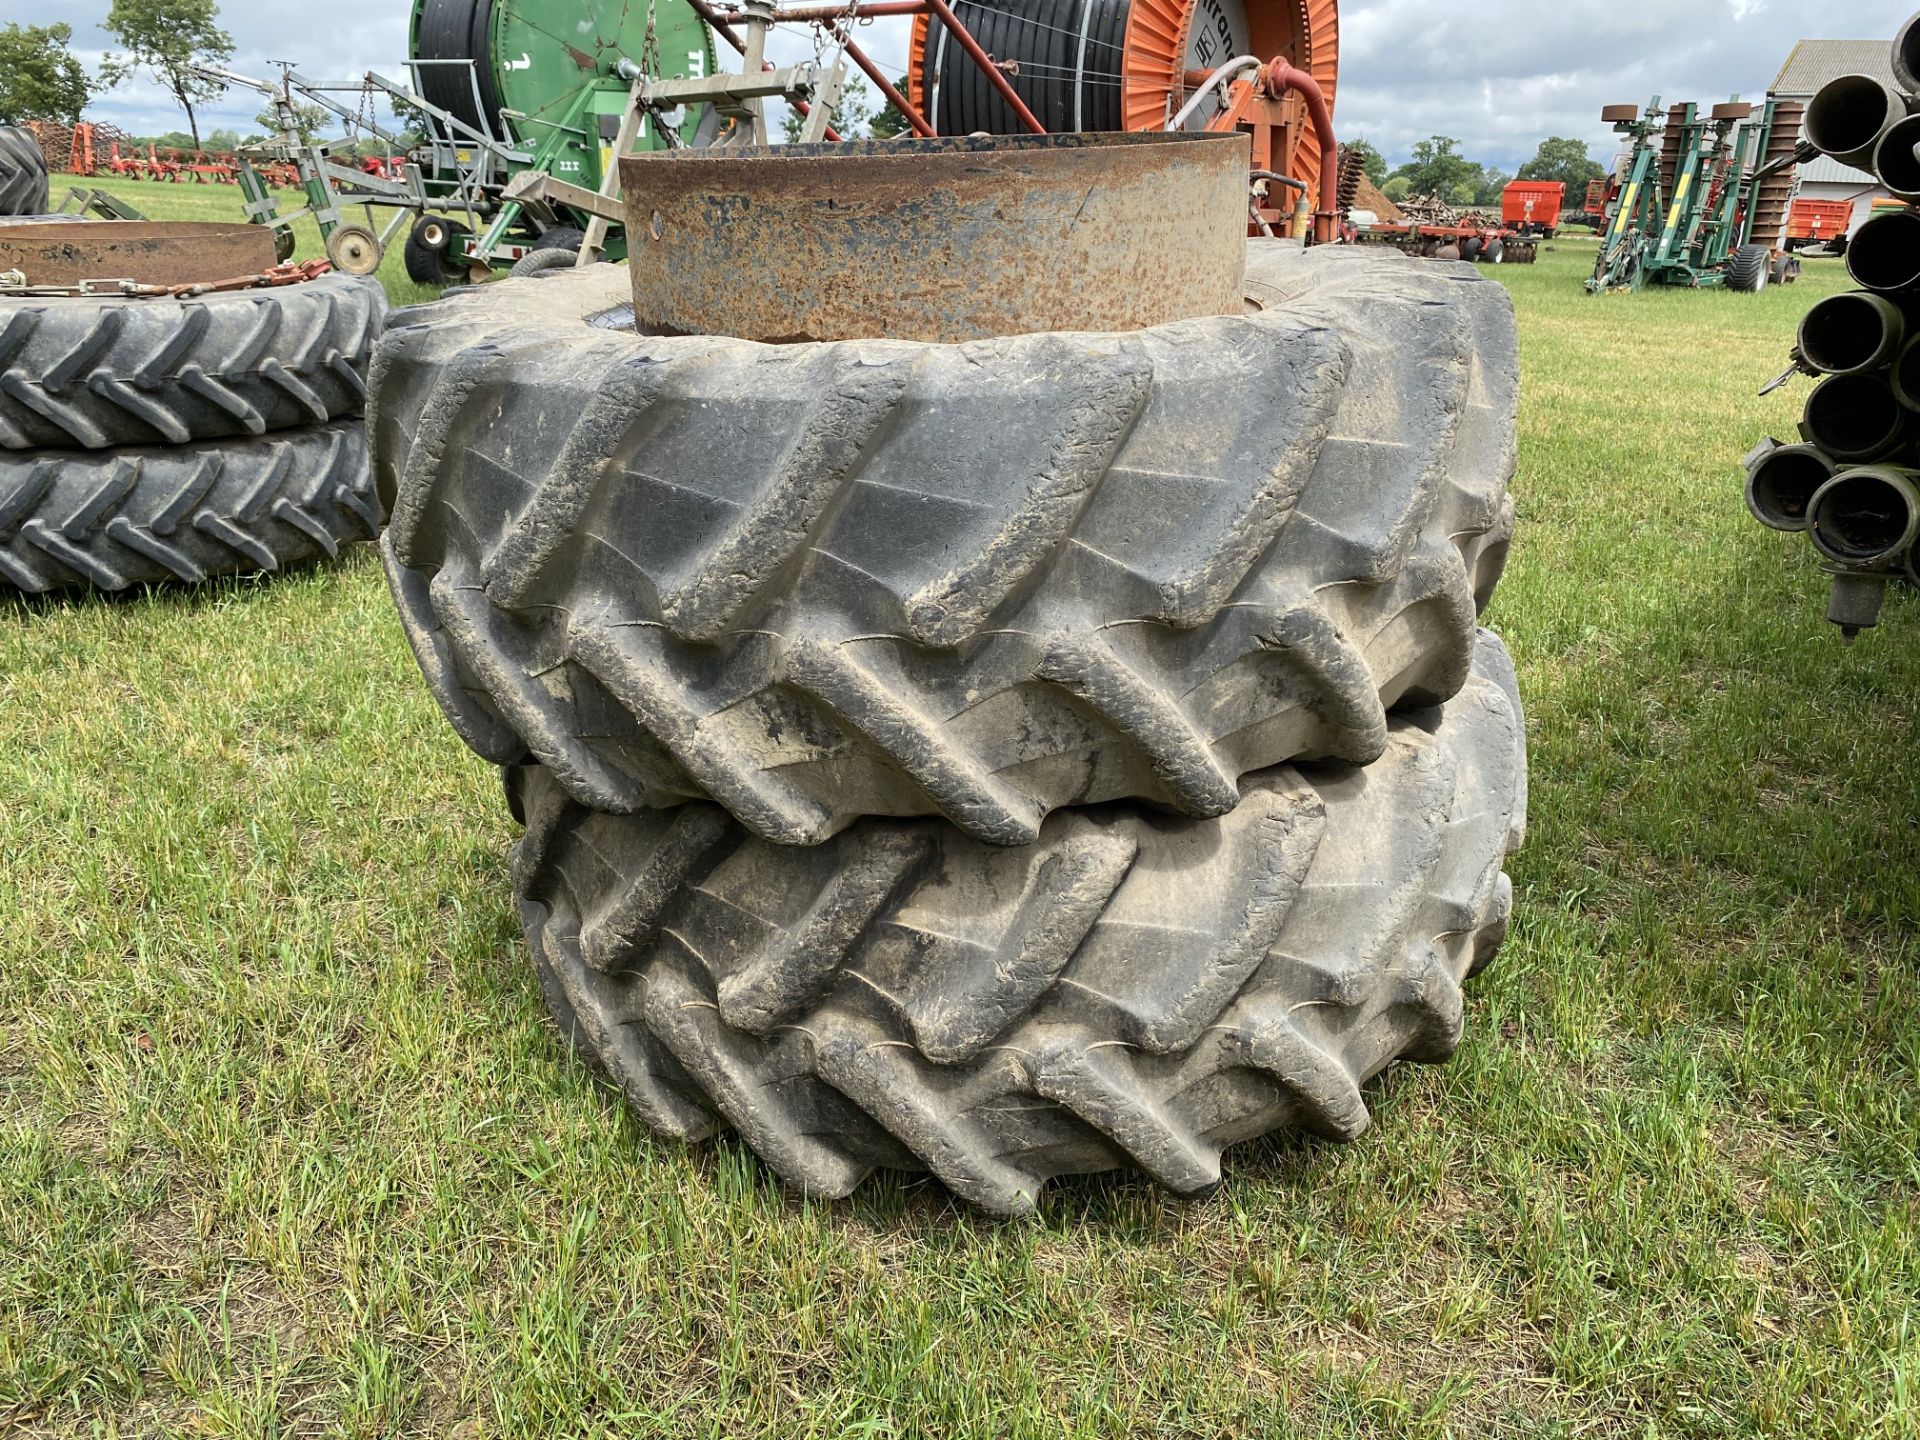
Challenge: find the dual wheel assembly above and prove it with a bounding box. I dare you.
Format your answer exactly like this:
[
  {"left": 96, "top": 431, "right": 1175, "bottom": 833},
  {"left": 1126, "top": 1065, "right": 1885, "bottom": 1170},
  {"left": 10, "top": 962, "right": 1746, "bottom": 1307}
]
[
  {"left": 371, "top": 131, "right": 1527, "bottom": 1213},
  {"left": 0, "top": 225, "right": 389, "bottom": 595}
]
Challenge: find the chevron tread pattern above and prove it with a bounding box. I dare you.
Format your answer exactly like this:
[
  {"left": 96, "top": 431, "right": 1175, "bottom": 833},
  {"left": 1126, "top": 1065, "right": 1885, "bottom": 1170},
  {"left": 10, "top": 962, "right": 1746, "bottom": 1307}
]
[
  {"left": 0, "top": 420, "right": 380, "bottom": 594},
  {"left": 0, "top": 275, "right": 384, "bottom": 451},
  {"left": 377, "top": 243, "right": 1519, "bottom": 845},
  {"left": 0, "top": 126, "right": 49, "bottom": 217},
  {"left": 510, "top": 631, "right": 1527, "bottom": 1214}
]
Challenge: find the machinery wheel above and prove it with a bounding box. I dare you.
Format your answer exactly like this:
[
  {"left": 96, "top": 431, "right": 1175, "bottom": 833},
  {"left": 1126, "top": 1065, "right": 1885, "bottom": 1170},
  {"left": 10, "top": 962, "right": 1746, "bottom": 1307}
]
[
  {"left": 507, "top": 247, "right": 582, "bottom": 279},
  {"left": 1481, "top": 237, "right": 1505, "bottom": 264},
  {"left": 0, "top": 125, "right": 49, "bottom": 217},
  {"left": 404, "top": 215, "right": 472, "bottom": 285},
  {"left": 1460, "top": 236, "right": 1484, "bottom": 262},
  {"left": 325, "top": 224, "right": 383, "bottom": 277},
  {"left": 530, "top": 224, "right": 587, "bottom": 254},
  {"left": 0, "top": 275, "right": 385, "bottom": 451},
  {"left": 510, "top": 630, "right": 1525, "bottom": 1214},
  {"left": 375, "top": 242, "right": 1519, "bottom": 847},
  {"left": 0, "top": 421, "right": 380, "bottom": 595},
  {"left": 1727, "top": 243, "right": 1772, "bottom": 293}
]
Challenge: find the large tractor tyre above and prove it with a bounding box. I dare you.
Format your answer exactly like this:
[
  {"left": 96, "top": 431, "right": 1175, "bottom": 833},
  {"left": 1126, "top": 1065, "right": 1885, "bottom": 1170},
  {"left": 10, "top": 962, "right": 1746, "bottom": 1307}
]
[
  {"left": 0, "top": 126, "right": 49, "bottom": 217},
  {"left": 511, "top": 630, "right": 1527, "bottom": 1215},
  {"left": 0, "top": 274, "right": 386, "bottom": 452},
  {"left": 375, "top": 241, "right": 1518, "bottom": 847},
  {"left": 0, "top": 421, "right": 380, "bottom": 595},
  {"left": 1727, "top": 244, "right": 1772, "bottom": 293}
]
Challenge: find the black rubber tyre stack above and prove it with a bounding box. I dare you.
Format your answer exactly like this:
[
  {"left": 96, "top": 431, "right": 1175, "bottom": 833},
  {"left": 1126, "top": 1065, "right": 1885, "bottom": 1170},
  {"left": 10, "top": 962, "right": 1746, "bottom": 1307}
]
[
  {"left": 0, "top": 276, "right": 389, "bottom": 595},
  {"left": 0, "top": 125, "right": 50, "bottom": 217},
  {"left": 370, "top": 238, "right": 1530, "bottom": 1213}
]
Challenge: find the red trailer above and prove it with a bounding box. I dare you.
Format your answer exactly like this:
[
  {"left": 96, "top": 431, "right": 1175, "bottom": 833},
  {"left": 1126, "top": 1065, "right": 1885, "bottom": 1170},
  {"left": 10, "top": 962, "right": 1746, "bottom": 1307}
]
[
  {"left": 1501, "top": 179, "right": 1565, "bottom": 237},
  {"left": 1785, "top": 197, "right": 1852, "bottom": 252}
]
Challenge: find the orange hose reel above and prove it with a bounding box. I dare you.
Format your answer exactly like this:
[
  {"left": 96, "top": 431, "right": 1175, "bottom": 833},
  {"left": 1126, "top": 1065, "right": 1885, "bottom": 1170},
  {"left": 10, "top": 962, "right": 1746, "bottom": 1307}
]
[{"left": 905, "top": 0, "right": 1338, "bottom": 205}]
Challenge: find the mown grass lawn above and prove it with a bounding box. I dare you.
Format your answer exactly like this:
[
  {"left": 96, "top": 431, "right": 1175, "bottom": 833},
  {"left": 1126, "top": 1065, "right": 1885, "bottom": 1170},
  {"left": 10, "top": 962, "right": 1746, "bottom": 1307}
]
[{"left": 3, "top": 179, "right": 1918, "bottom": 1438}]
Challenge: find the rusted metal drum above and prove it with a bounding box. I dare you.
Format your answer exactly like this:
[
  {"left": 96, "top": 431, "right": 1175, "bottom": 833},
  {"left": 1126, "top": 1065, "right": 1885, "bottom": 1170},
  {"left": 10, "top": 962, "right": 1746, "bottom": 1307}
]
[
  {"left": 618, "top": 131, "right": 1250, "bottom": 342},
  {"left": 0, "top": 221, "right": 278, "bottom": 288}
]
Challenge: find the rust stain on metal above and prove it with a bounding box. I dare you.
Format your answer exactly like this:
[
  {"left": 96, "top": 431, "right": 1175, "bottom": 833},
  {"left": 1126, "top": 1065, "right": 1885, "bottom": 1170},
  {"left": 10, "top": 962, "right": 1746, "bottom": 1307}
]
[
  {"left": 0, "top": 222, "right": 279, "bottom": 288},
  {"left": 618, "top": 132, "right": 1250, "bottom": 343}
]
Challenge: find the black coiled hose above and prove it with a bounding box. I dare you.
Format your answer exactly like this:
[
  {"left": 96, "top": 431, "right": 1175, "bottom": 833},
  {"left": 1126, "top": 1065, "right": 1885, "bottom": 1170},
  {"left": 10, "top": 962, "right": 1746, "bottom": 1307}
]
[
  {"left": 413, "top": 0, "right": 504, "bottom": 138},
  {"left": 924, "top": 0, "right": 1131, "bottom": 135}
]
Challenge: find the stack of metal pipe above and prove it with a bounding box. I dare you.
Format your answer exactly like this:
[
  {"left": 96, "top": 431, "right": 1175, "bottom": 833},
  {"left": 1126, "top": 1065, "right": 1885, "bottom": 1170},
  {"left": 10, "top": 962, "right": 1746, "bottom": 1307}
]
[{"left": 1744, "top": 10, "right": 1920, "bottom": 637}]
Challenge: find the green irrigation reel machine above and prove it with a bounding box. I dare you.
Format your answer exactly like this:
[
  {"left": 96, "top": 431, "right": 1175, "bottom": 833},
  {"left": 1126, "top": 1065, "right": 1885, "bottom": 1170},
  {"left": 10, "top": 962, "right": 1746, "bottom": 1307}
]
[
  {"left": 196, "top": 0, "right": 841, "bottom": 282},
  {"left": 1587, "top": 96, "right": 1813, "bottom": 294}
]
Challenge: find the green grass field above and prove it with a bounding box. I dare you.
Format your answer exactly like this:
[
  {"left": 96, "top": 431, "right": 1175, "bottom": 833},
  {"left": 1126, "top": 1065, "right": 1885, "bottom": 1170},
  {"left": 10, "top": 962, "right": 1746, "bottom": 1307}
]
[{"left": 3, "top": 178, "right": 1918, "bottom": 1438}]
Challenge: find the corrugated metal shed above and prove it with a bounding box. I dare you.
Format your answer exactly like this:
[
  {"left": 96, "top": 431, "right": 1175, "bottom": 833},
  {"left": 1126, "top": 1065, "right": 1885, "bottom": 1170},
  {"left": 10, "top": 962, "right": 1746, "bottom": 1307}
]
[
  {"left": 1797, "top": 154, "right": 1878, "bottom": 187},
  {"left": 1770, "top": 38, "right": 1895, "bottom": 99}
]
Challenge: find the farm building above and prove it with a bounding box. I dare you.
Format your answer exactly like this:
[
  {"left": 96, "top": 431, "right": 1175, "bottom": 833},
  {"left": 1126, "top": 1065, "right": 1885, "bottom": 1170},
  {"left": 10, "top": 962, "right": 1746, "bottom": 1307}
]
[{"left": 1770, "top": 37, "right": 1896, "bottom": 234}]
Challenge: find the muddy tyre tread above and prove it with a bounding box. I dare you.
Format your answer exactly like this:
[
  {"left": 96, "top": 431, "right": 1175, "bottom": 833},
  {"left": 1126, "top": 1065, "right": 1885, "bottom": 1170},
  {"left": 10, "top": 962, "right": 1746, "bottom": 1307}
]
[
  {"left": 511, "top": 631, "right": 1527, "bottom": 1214},
  {"left": 0, "top": 126, "right": 48, "bottom": 216},
  {"left": 0, "top": 274, "right": 385, "bottom": 451},
  {"left": 377, "top": 243, "right": 1517, "bottom": 845},
  {"left": 0, "top": 421, "right": 381, "bottom": 594}
]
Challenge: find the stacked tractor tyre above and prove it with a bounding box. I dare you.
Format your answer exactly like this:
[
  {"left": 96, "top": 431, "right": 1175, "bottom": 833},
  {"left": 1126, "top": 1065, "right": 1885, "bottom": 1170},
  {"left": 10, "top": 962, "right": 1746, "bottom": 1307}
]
[
  {"left": 372, "top": 240, "right": 1526, "bottom": 1214},
  {"left": 0, "top": 124, "right": 50, "bottom": 217},
  {"left": 0, "top": 275, "right": 388, "bottom": 595}
]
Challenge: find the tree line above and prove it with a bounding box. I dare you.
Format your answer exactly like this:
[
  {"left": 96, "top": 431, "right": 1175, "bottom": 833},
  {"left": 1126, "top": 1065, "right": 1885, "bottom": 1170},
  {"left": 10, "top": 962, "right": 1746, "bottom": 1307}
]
[
  {"left": 1341, "top": 133, "right": 1605, "bottom": 209},
  {"left": 1, "top": 0, "right": 235, "bottom": 148}
]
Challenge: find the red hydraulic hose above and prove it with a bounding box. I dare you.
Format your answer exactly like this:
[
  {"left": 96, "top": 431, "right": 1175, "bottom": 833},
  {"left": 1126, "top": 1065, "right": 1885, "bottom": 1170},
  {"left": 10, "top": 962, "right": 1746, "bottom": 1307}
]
[{"left": 1261, "top": 59, "right": 1337, "bottom": 243}]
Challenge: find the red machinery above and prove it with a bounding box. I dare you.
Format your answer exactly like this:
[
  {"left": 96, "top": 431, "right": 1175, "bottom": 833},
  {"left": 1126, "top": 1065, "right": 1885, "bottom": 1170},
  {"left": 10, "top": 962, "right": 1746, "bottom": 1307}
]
[
  {"left": 1501, "top": 179, "right": 1563, "bottom": 236},
  {"left": 892, "top": 0, "right": 1340, "bottom": 238},
  {"left": 1785, "top": 197, "right": 1853, "bottom": 252}
]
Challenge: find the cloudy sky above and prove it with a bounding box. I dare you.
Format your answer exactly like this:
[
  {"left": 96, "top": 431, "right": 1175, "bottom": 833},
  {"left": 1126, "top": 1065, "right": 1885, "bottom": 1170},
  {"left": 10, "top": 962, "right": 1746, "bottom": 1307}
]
[{"left": 13, "top": 0, "right": 1909, "bottom": 169}]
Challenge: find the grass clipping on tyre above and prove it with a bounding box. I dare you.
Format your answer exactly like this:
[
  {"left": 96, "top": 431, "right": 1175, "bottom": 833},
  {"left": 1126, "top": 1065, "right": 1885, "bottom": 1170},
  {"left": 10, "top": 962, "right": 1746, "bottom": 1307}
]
[
  {"left": 374, "top": 242, "right": 1518, "bottom": 846},
  {"left": 510, "top": 630, "right": 1526, "bottom": 1215}
]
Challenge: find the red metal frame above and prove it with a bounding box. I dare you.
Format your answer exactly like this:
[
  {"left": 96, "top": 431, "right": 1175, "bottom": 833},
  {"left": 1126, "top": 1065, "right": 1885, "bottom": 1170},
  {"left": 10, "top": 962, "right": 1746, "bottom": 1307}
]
[{"left": 691, "top": 0, "right": 1338, "bottom": 238}]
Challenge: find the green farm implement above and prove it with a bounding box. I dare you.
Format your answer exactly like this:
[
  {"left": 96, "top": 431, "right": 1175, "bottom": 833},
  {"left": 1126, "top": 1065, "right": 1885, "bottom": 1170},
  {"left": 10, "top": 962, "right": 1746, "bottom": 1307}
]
[{"left": 1588, "top": 97, "right": 1810, "bottom": 294}]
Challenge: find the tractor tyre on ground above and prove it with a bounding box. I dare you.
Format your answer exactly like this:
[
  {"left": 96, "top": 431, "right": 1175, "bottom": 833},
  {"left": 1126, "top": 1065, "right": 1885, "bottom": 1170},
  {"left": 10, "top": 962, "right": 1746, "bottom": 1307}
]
[
  {"left": 1727, "top": 244, "right": 1772, "bottom": 292},
  {"left": 510, "top": 629, "right": 1528, "bottom": 1215},
  {"left": 1460, "top": 236, "right": 1484, "bottom": 262},
  {"left": 1481, "top": 237, "right": 1505, "bottom": 264},
  {"left": 0, "top": 126, "right": 49, "bottom": 216},
  {"left": 0, "top": 274, "right": 386, "bottom": 451},
  {"left": 374, "top": 241, "right": 1518, "bottom": 847},
  {"left": 0, "top": 420, "right": 380, "bottom": 594}
]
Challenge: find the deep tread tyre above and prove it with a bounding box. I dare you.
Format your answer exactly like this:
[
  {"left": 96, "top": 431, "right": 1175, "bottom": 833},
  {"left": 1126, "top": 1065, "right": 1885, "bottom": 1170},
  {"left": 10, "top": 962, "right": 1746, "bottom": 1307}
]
[
  {"left": 1728, "top": 244, "right": 1771, "bottom": 293},
  {"left": 0, "top": 421, "right": 381, "bottom": 595},
  {"left": 0, "top": 126, "right": 49, "bottom": 216},
  {"left": 511, "top": 630, "right": 1527, "bottom": 1214},
  {"left": 0, "top": 274, "right": 386, "bottom": 452},
  {"left": 376, "top": 241, "right": 1518, "bottom": 846}
]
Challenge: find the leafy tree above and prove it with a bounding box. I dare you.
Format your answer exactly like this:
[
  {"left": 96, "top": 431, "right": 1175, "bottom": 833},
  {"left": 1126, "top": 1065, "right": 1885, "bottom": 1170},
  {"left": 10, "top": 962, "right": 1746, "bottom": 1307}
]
[
  {"left": 1340, "top": 137, "right": 1387, "bottom": 187},
  {"left": 1390, "top": 135, "right": 1476, "bottom": 199},
  {"left": 99, "top": 0, "right": 234, "bottom": 148},
  {"left": 869, "top": 76, "right": 911, "bottom": 139},
  {"left": 1382, "top": 174, "right": 1412, "bottom": 202},
  {"left": 1517, "top": 136, "right": 1604, "bottom": 197},
  {"left": 1447, "top": 180, "right": 1477, "bottom": 208},
  {"left": 1474, "top": 167, "right": 1510, "bottom": 207},
  {"left": 254, "top": 100, "right": 332, "bottom": 145},
  {"left": 206, "top": 126, "right": 239, "bottom": 151},
  {"left": 781, "top": 76, "right": 875, "bottom": 142},
  {"left": 0, "top": 22, "right": 93, "bottom": 124}
]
